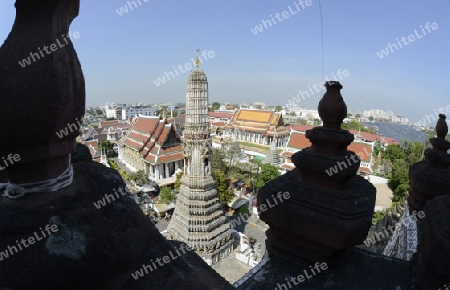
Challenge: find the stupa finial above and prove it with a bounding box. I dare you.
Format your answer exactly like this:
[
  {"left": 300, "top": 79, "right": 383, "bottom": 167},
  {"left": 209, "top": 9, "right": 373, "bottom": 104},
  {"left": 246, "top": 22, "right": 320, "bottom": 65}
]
[{"left": 195, "top": 48, "right": 201, "bottom": 68}]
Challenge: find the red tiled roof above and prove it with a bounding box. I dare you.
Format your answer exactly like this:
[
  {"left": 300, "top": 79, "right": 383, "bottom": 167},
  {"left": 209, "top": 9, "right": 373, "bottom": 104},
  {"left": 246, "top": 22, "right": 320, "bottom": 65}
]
[
  {"left": 208, "top": 112, "right": 234, "bottom": 119},
  {"left": 348, "top": 142, "right": 372, "bottom": 162},
  {"left": 286, "top": 131, "right": 372, "bottom": 162},
  {"left": 134, "top": 117, "right": 160, "bottom": 134},
  {"left": 349, "top": 130, "right": 399, "bottom": 145},
  {"left": 286, "top": 131, "right": 311, "bottom": 150},
  {"left": 100, "top": 120, "right": 119, "bottom": 127},
  {"left": 84, "top": 140, "right": 98, "bottom": 149},
  {"left": 157, "top": 152, "right": 184, "bottom": 163}
]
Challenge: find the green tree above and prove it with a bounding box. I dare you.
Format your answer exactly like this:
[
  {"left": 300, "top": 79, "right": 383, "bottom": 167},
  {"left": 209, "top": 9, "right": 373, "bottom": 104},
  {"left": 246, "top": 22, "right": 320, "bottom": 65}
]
[
  {"left": 213, "top": 169, "right": 234, "bottom": 205},
  {"left": 275, "top": 105, "right": 283, "bottom": 111},
  {"left": 129, "top": 170, "right": 149, "bottom": 186},
  {"left": 211, "top": 102, "right": 221, "bottom": 111},
  {"left": 227, "top": 141, "right": 243, "bottom": 167},
  {"left": 381, "top": 145, "right": 406, "bottom": 163},
  {"left": 255, "top": 163, "right": 280, "bottom": 189},
  {"left": 212, "top": 148, "right": 228, "bottom": 173},
  {"left": 341, "top": 120, "right": 376, "bottom": 134},
  {"left": 289, "top": 111, "right": 297, "bottom": 116},
  {"left": 159, "top": 187, "right": 176, "bottom": 204},
  {"left": 99, "top": 140, "right": 114, "bottom": 155},
  {"left": 368, "top": 116, "right": 374, "bottom": 121}
]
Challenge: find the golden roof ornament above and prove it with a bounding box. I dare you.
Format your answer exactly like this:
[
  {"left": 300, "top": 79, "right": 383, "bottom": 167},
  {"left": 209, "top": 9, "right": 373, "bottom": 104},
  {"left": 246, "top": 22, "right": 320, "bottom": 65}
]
[{"left": 195, "top": 48, "right": 201, "bottom": 68}]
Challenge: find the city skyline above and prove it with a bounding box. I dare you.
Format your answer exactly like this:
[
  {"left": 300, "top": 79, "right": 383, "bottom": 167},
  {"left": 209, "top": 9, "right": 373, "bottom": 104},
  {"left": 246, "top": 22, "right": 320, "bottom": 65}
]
[{"left": 1, "top": 0, "right": 449, "bottom": 123}]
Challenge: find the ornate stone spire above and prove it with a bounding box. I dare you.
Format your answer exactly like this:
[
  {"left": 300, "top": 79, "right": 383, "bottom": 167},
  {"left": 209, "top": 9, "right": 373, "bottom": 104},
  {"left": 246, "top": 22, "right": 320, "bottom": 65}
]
[
  {"left": 409, "top": 114, "right": 450, "bottom": 289},
  {"left": 257, "top": 81, "right": 376, "bottom": 266},
  {"left": 167, "top": 57, "right": 233, "bottom": 265},
  {"left": 408, "top": 114, "right": 450, "bottom": 212}
]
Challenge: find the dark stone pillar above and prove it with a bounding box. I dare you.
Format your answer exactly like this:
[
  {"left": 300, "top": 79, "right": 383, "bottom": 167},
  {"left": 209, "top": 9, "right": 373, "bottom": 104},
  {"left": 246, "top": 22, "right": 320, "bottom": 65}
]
[
  {"left": 409, "top": 114, "right": 450, "bottom": 289},
  {"left": 258, "top": 81, "right": 376, "bottom": 267},
  {"left": 408, "top": 114, "right": 450, "bottom": 212},
  {"left": 0, "top": 0, "right": 85, "bottom": 186}
]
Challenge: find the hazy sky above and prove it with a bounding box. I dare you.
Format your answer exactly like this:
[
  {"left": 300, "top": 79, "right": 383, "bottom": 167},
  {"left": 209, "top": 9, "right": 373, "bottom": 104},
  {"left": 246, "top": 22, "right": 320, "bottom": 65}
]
[{"left": 1, "top": 0, "right": 449, "bottom": 122}]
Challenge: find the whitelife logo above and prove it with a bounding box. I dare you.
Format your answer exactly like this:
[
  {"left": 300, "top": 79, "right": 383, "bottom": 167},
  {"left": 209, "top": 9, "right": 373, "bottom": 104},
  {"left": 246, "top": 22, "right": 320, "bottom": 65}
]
[
  {"left": 55, "top": 117, "right": 83, "bottom": 139},
  {"left": 131, "top": 243, "right": 193, "bottom": 280},
  {"left": 116, "top": 0, "right": 150, "bottom": 16},
  {"left": 0, "top": 224, "right": 59, "bottom": 261},
  {"left": 18, "top": 32, "right": 81, "bottom": 68},
  {"left": 376, "top": 22, "right": 439, "bottom": 59},
  {"left": 250, "top": 0, "right": 313, "bottom": 35},
  {"left": 325, "top": 147, "right": 371, "bottom": 176},
  {"left": 273, "top": 262, "right": 328, "bottom": 289},
  {"left": 230, "top": 191, "right": 291, "bottom": 228},
  {"left": 93, "top": 187, "right": 129, "bottom": 209},
  {"left": 0, "top": 154, "right": 21, "bottom": 171},
  {"left": 153, "top": 50, "right": 215, "bottom": 87}
]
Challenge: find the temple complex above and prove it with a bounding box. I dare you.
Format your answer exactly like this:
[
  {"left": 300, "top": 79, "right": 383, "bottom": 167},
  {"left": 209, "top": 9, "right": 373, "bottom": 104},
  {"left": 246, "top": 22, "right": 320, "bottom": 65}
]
[
  {"left": 0, "top": 1, "right": 449, "bottom": 289},
  {"left": 166, "top": 52, "right": 234, "bottom": 265}
]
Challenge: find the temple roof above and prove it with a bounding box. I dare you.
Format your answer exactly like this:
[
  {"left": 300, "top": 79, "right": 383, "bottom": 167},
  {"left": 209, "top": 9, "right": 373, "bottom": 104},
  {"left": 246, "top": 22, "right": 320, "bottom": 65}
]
[
  {"left": 119, "top": 116, "right": 183, "bottom": 165},
  {"left": 226, "top": 109, "right": 290, "bottom": 137}
]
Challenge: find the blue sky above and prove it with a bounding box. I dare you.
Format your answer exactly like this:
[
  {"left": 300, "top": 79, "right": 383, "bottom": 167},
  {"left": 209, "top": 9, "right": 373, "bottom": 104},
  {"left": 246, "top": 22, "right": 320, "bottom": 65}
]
[{"left": 1, "top": 0, "right": 449, "bottom": 122}]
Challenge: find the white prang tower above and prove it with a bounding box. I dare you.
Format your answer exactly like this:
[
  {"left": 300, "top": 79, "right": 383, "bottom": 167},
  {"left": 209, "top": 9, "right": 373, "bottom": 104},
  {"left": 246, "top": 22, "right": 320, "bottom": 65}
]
[{"left": 167, "top": 50, "right": 234, "bottom": 266}]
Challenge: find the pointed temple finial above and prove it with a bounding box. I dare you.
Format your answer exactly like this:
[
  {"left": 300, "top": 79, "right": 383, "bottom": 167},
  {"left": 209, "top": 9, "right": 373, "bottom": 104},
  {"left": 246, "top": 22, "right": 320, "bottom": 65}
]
[{"left": 195, "top": 48, "right": 201, "bottom": 68}]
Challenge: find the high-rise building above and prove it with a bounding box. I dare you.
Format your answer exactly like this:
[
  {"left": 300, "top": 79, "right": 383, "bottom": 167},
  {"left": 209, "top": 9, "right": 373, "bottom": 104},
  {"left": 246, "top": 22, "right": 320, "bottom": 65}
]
[{"left": 166, "top": 51, "right": 234, "bottom": 266}]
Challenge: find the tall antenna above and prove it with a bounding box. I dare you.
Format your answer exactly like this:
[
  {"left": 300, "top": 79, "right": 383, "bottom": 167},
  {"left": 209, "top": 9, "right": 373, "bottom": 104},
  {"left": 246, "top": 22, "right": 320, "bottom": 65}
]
[{"left": 318, "top": 0, "right": 324, "bottom": 93}]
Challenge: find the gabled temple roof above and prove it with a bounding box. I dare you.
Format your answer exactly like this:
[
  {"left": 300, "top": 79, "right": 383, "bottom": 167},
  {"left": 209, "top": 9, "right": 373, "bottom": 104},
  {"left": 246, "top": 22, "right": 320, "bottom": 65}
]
[
  {"left": 226, "top": 109, "right": 289, "bottom": 137},
  {"left": 119, "top": 116, "right": 183, "bottom": 165}
]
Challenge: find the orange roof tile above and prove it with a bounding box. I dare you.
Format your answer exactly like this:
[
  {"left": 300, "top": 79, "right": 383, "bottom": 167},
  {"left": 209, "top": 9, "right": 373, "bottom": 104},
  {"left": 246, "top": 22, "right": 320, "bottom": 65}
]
[
  {"left": 100, "top": 120, "right": 119, "bottom": 128},
  {"left": 287, "top": 131, "right": 311, "bottom": 150},
  {"left": 348, "top": 142, "right": 372, "bottom": 162},
  {"left": 157, "top": 152, "right": 184, "bottom": 163}
]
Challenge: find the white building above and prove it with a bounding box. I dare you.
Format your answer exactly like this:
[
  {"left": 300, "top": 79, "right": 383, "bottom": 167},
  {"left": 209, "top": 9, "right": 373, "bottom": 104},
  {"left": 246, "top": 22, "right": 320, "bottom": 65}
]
[{"left": 121, "top": 106, "right": 157, "bottom": 120}]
